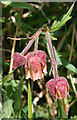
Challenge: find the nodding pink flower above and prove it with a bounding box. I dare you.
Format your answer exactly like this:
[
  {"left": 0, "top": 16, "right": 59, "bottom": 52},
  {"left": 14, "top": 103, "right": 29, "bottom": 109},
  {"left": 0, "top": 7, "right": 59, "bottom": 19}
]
[
  {"left": 46, "top": 77, "right": 70, "bottom": 101},
  {"left": 13, "top": 50, "right": 47, "bottom": 81},
  {"left": 13, "top": 52, "right": 27, "bottom": 70},
  {"left": 25, "top": 50, "right": 47, "bottom": 81},
  {"left": 45, "top": 31, "right": 70, "bottom": 100}
]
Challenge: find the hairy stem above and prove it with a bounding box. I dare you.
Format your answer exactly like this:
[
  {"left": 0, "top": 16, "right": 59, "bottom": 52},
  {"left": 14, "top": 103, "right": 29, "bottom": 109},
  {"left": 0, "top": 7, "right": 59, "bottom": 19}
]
[
  {"left": 46, "top": 31, "right": 58, "bottom": 79},
  {"left": 27, "top": 28, "right": 43, "bottom": 39},
  {"left": 34, "top": 36, "right": 39, "bottom": 51},
  {"left": 21, "top": 28, "right": 42, "bottom": 55},
  {"left": 21, "top": 38, "right": 35, "bottom": 55}
]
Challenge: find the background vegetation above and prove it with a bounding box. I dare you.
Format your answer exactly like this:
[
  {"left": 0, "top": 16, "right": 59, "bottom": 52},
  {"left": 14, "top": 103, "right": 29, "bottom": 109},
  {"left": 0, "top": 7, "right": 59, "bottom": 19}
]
[{"left": 0, "top": 2, "right": 77, "bottom": 119}]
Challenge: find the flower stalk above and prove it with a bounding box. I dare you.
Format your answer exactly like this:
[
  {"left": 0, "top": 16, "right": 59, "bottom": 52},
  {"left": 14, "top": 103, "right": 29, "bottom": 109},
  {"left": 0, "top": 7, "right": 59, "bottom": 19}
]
[
  {"left": 46, "top": 31, "right": 58, "bottom": 79},
  {"left": 34, "top": 36, "right": 39, "bottom": 51},
  {"left": 21, "top": 38, "right": 35, "bottom": 56}
]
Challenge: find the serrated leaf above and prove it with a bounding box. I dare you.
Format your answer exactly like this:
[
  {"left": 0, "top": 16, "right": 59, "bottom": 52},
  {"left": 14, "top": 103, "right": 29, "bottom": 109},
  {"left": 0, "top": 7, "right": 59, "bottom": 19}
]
[
  {"left": 60, "top": 58, "right": 77, "bottom": 74},
  {"left": 2, "top": 99, "right": 13, "bottom": 118},
  {"left": 51, "top": 3, "right": 74, "bottom": 32}
]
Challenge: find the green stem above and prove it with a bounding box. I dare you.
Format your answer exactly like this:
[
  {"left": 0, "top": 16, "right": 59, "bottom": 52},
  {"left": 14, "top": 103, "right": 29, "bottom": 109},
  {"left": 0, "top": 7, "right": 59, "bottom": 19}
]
[
  {"left": 57, "top": 99, "right": 67, "bottom": 118},
  {"left": 28, "top": 79, "right": 32, "bottom": 118}
]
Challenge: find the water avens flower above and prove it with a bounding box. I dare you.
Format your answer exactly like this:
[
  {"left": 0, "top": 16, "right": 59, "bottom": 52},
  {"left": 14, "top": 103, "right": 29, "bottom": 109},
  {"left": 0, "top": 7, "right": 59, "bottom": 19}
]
[
  {"left": 13, "top": 52, "right": 27, "bottom": 70},
  {"left": 25, "top": 50, "right": 47, "bottom": 81},
  {"left": 45, "top": 30, "right": 70, "bottom": 100},
  {"left": 11, "top": 28, "right": 45, "bottom": 119},
  {"left": 12, "top": 27, "right": 48, "bottom": 81},
  {"left": 46, "top": 77, "right": 70, "bottom": 101},
  {"left": 13, "top": 50, "right": 47, "bottom": 81}
]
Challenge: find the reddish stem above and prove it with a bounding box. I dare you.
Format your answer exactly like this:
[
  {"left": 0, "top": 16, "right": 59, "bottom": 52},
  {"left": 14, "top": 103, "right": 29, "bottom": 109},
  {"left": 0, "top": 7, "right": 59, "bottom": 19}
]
[
  {"left": 21, "top": 28, "right": 43, "bottom": 56},
  {"left": 21, "top": 38, "right": 35, "bottom": 55},
  {"left": 27, "top": 28, "right": 43, "bottom": 39},
  {"left": 46, "top": 31, "right": 58, "bottom": 79}
]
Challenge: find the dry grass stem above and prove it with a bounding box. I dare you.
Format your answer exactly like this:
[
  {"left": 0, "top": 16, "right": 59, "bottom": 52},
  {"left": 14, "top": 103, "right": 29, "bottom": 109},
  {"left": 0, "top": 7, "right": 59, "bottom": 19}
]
[
  {"left": 57, "top": 32, "right": 71, "bottom": 52},
  {"left": 9, "top": 27, "right": 18, "bottom": 74},
  {"left": 70, "top": 74, "right": 77, "bottom": 98}
]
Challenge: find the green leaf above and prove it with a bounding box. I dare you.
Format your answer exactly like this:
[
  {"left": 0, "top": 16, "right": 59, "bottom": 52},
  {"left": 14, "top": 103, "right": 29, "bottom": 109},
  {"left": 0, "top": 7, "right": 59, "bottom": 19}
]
[
  {"left": 2, "top": 71, "right": 14, "bottom": 86},
  {"left": 54, "top": 24, "right": 73, "bottom": 37},
  {"left": 0, "top": 71, "right": 3, "bottom": 87},
  {"left": 50, "top": 35, "right": 57, "bottom": 40},
  {"left": 16, "top": 17, "right": 34, "bottom": 33},
  {"left": 0, "top": 18, "right": 5, "bottom": 23},
  {"left": 58, "top": 51, "right": 77, "bottom": 57},
  {"left": 2, "top": 59, "right": 9, "bottom": 67},
  {"left": 2, "top": 99, "right": 13, "bottom": 118},
  {"left": 28, "top": 79, "right": 32, "bottom": 118},
  {"left": 60, "top": 58, "right": 77, "bottom": 74},
  {"left": 57, "top": 99, "right": 67, "bottom": 118},
  {"left": 1, "top": 2, "right": 34, "bottom": 9},
  {"left": 21, "top": 107, "right": 28, "bottom": 119},
  {"left": 70, "top": 115, "right": 77, "bottom": 120},
  {"left": 1, "top": 1, "right": 11, "bottom": 6},
  {"left": 51, "top": 3, "right": 74, "bottom": 32},
  {"left": 0, "top": 112, "right": 5, "bottom": 120},
  {"left": 53, "top": 46, "right": 62, "bottom": 65},
  {"left": 46, "top": 42, "right": 51, "bottom": 58},
  {"left": 14, "top": 75, "right": 24, "bottom": 113}
]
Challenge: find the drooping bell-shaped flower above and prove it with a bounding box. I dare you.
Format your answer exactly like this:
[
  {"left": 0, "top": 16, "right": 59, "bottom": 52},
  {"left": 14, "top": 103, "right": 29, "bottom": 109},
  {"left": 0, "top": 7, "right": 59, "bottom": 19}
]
[
  {"left": 13, "top": 50, "right": 47, "bottom": 81},
  {"left": 46, "top": 77, "right": 70, "bottom": 101},
  {"left": 45, "top": 30, "right": 70, "bottom": 101},
  {"left": 13, "top": 52, "right": 27, "bottom": 70},
  {"left": 12, "top": 27, "right": 47, "bottom": 80},
  {"left": 25, "top": 50, "right": 47, "bottom": 81}
]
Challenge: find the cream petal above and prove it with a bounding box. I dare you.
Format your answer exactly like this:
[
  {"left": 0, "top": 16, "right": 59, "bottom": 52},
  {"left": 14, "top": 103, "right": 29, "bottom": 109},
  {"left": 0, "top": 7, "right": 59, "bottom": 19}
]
[
  {"left": 25, "top": 70, "right": 31, "bottom": 80},
  {"left": 43, "top": 65, "right": 47, "bottom": 74}
]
